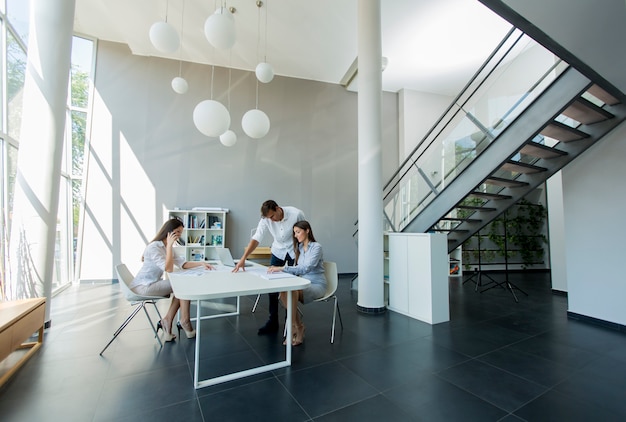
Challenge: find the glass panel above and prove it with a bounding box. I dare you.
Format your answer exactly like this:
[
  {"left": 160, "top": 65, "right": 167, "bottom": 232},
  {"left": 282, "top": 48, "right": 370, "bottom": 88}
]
[
  {"left": 5, "top": 142, "right": 18, "bottom": 243},
  {"left": 7, "top": 30, "right": 26, "bottom": 141},
  {"left": 6, "top": 0, "right": 29, "bottom": 45},
  {"left": 52, "top": 177, "right": 71, "bottom": 293},
  {"left": 384, "top": 31, "right": 567, "bottom": 232},
  {"left": 72, "top": 178, "right": 82, "bottom": 268},
  {"left": 71, "top": 37, "right": 93, "bottom": 108},
  {"left": 68, "top": 35, "right": 95, "bottom": 279},
  {"left": 71, "top": 110, "right": 86, "bottom": 176}
]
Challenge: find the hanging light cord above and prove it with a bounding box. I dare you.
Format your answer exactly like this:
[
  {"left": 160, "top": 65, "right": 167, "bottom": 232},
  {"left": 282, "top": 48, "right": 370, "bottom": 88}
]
[
  {"left": 255, "top": 2, "right": 262, "bottom": 109},
  {"left": 228, "top": 51, "right": 232, "bottom": 111},
  {"left": 178, "top": 0, "right": 185, "bottom": 76},
  {"left": 264, "top": 0, "right": 269, "bottom": 62}
]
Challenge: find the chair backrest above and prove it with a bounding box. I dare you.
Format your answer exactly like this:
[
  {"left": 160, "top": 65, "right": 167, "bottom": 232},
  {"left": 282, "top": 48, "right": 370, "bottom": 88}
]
[
  {"left": 320, "top": 261, "right": 338, "bottom": 300},
  {"left": 115, "top": 263, "right": 144, "bottom": 301}
]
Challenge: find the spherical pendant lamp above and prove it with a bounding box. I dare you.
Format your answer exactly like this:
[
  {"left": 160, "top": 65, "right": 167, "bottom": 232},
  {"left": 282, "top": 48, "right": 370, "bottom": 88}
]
[
  {"left": 193, "top": 100, "right": 231, "bottom": 137},
  {"left": 171, "top": 76, "right": 188, "bottom": 94},
  {"left": 149, "top": 21, "right": 180, "bottom": 53},
  {"left": 242, "top": 109, "right": 270, "bottom": 139},
  {"left": 220, "top": 130, "right": 238, "bottom": 147},
  {"left": 204, "top": 9, "right": 236, "bottom": 50},
  {"left": 255, "top": 62, "right": 275, "bottom": 83}
]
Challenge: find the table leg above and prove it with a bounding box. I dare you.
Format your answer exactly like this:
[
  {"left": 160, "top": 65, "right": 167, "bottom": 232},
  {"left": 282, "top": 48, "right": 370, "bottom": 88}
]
[
  {"left": 191, "top": 292, "right": 295, "bottom": 389},
  {"left": 286, "top": 291, "right": 292, "bottom": 364},
  {"left": 194, "top": 299, "right": 201, "bottom": 388}
]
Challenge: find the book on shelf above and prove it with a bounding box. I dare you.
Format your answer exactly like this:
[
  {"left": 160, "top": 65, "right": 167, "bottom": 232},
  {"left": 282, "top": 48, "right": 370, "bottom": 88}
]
[{"left": 191, "top": 207, "right": 229, "bottom": 212}]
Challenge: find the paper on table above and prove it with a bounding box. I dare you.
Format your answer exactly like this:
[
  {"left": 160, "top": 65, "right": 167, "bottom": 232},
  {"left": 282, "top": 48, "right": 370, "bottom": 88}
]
[
  {"left": 177, "top": 267, "right": 214, "bottom": 276},
  {"left": 245, "top": 266, "right": 295, "bottom": 280}
]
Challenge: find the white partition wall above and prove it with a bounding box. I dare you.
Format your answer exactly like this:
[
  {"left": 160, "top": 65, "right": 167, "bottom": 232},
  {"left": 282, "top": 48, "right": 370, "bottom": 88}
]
[{"left": 387, "top": 233, "right": 449, "bottom": 324}]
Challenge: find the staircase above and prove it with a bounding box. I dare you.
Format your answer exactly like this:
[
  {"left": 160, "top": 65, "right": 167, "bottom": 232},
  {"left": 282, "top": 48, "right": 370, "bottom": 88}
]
[{"left": 382, "top": 30, "right": 626, "bottom": 252}]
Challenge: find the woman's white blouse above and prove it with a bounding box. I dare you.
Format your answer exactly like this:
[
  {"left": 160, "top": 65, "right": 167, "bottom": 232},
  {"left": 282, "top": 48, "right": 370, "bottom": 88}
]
[{"left": 129, "top": 241, "right": 185, "bottom": 289}]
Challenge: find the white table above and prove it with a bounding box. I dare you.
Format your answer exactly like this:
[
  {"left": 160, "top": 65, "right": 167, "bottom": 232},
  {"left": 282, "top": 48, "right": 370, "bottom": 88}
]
[{"left": 167, "top": 265, "right": 309, "bottom": 389}]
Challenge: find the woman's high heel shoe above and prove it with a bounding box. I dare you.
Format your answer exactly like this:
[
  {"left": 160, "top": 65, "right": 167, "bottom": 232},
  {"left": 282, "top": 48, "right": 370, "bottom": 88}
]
[
  {"left": 283, "top": 325, "right": 297, "bottom": 346},
  {"left": 176, "top": 321, "right": 196, "bottom": 339},
  {"left": 157, "top": 320, "right": 176, "bottom": 342},
  {"left": 292, "top": 324, "right": 305, "bottom": 346}
]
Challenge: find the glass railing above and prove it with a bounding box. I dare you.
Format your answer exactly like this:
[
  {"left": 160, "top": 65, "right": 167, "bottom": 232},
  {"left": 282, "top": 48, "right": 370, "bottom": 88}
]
[
  {"left": 383, "top": 29, "right": 568, "bottom": 232},
  {"left": 463, "top": 85, "right": 616, "bottom": 210}
]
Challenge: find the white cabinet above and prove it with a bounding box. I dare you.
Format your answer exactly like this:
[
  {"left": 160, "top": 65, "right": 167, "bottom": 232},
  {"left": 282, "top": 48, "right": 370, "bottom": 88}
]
[
  {"left": 387, "top": 233, "right": 449, "bottom": 324},
  {"left": 167, "top": 208, "right": 228, "bottom": 262}
]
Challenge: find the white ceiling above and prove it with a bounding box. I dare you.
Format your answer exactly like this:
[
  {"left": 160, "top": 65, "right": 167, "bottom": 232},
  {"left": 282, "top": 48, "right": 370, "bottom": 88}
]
[{"left": 73, "top": 0, "right": 512, "bottom": 95}]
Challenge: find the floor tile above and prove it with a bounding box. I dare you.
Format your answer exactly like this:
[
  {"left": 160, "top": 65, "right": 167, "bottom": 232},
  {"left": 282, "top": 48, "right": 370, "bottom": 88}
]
[
  {"left": 514, "top": 389, "right": 623, "bottom": 421},
  {"left": 477, "top": 347, "right": 572, "bottom": 388},
  {"left": 277, "top": 361, "right": 378, "bottom": 418},
  {"left": 198, "top": 378, "right": 308, "bottom": 421},
  {"left": 384, "top": 372, "right": 508, "bottom": 421},
  {"left": 436, "top": 359, "right": 548, "bottom": 412},
  {"left": 313, "top": 394, "right": 414, "bottom": 421}
]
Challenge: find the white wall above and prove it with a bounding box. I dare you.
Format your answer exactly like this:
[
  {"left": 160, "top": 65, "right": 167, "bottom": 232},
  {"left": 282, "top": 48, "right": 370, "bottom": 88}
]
[
  {"left": 546, "top": 172, "right": 567, "bottom": 292},
  {"left": 79, "top": 42, "right": 399, "bottom": 280},
  {"left": 398, "top": 89, "right": 452, "bottom": 161},
  {"left": 490, "top": 0, "right": 626, "bottom": 96},
  {"left": 562, "top": 122, "right": 626, "bottom": 325}
]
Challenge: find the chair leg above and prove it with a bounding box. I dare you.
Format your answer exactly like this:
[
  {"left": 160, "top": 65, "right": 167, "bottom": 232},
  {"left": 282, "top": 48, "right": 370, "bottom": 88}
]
[
  {"left": 251, "top": 294, "right": 261, "bottom": 313},
  {"left": 330, "top": 296, "right": 343, "bottom": 344},
  {"left": 143, "top": 301, "right": 163, "bottom": 347},
  {"left": 335, "top": 298, "right": 343, "bottom": 329},
  {"left": 100, "top": 302, "right": 145, "bottom": 355}
]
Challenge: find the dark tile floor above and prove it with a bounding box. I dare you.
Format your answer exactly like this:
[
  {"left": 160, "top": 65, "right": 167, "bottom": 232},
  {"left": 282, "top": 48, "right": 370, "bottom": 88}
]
[{"left": 2, "top": 271, "right": 626, "bottom": 421}]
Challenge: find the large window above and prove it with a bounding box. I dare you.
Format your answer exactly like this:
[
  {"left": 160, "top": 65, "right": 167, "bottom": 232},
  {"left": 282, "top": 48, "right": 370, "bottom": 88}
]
[
  {"left": 0, "top": 3, "right": 94, "bottom": 298},
  {"left": 62, "top": 35, "right": 94, "bottom": 286}
]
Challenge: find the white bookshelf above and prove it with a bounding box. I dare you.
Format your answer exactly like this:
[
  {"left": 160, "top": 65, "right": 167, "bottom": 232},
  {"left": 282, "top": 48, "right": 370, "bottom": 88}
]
[{"left": 167, "top": 208, "right": 228, "bottom": 262}]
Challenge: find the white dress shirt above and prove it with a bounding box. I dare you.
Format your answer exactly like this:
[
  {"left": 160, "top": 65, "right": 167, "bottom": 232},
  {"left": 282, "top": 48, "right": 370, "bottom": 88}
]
[{"left": 251, "top": 206, "right": 305, "bottom": 260}]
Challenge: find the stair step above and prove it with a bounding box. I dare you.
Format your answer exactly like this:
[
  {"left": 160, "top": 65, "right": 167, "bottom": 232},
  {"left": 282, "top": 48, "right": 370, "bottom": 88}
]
[
  {"left": 456, "top": 205, "right": 497, "bottom": 212},
  {"left": 484, "top": 176, "right": 529, "bottom": 188},
  {"left": 540, "top": 121, "right": 589, "bottom": 142},
  {"left": 587, "top": 84, "right": 620, "bottom": 106},
  {"left": 469, "top": 191, "right": 512, "bottom": 200},
  {"left": 440, "top": 217, "right": 481, "bottom": 223},
  {"left": 519, "top": 141, "right": 568, "bottom": 158},
  {"left": 500, "top": 160, "right": 547, "bottom": 174},
  {"left": 431, "top": 228, "right": 469, "bottom": 233},
  {"left": 562, "top": 97, "right": 614, "bottom": 124}
]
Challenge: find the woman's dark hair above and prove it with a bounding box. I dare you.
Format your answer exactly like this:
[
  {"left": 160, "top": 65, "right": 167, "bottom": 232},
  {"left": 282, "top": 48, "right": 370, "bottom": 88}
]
[
  {"left": 152, "top": 218, "right": 184, "bottom": 242},
  {"left": 292, "top": 220, "right": 316, "bottom": 263}
]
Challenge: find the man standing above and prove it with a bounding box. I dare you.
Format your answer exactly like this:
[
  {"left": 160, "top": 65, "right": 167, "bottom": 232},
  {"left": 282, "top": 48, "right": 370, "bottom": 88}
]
[{"left": 234, "top": 200, "right": 305, "bottom": 334}]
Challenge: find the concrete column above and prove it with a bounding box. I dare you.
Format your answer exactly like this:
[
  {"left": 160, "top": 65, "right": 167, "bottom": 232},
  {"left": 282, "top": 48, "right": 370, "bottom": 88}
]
[
  {"left": 9, "top": 0, "right": 75, "bottom": 322},
  {"left": 357, "top": 0, "right": 385, "bottom": 313}
]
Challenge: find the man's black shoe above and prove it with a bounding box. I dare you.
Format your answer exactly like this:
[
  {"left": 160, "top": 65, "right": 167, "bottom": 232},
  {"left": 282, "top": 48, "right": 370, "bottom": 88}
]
[{"left": 257, "top": 320, "right": 279, "bottom": 335}]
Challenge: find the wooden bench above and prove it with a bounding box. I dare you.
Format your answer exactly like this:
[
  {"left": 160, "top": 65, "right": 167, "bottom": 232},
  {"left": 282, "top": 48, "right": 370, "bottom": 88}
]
[{"left": 0, "top": 298, "right": 46, "bottom": 387}]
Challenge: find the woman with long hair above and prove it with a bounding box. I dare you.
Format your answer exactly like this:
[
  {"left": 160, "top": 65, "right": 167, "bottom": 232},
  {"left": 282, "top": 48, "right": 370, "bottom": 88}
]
[
  {"left": 129, "top": 218, "right": 214, "bottom": 341},
  {"left": 268, "top": 220, "right": 327, "bottom": 346}
]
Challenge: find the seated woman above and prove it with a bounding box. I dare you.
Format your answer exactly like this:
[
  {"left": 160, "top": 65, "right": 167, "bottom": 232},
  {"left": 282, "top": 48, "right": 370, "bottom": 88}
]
[
  {"left": 129, "top": 218, "right": 214, "bottom": 341},
  {"left": 268, "top": 220, "right": 327, "bottom": 346}
]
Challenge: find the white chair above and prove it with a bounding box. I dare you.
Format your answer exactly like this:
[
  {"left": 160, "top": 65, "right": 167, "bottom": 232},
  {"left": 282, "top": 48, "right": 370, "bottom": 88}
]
[
  {"left": 278, "top": 262, "right": 343, "bottom": 342},
  {"left": 99, "top": 264, "right": 167, "bottom": 355},
  {"left": 312, "top": 261, "right": 343, "bottom": 343}
]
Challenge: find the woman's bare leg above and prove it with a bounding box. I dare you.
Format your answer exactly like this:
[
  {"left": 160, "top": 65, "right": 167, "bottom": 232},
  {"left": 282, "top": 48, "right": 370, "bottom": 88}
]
[{"left": 161, "top": 296, "right": 180, "bottom": 339}]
